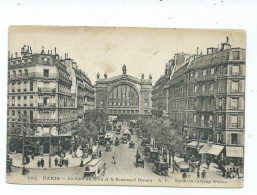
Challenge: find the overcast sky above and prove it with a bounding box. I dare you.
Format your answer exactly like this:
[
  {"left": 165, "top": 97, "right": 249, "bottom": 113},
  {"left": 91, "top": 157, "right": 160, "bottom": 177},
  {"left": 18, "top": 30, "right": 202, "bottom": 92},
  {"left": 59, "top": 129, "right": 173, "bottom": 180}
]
[{"left": 9, "top": 26, "right": 245, "bottom": 84}]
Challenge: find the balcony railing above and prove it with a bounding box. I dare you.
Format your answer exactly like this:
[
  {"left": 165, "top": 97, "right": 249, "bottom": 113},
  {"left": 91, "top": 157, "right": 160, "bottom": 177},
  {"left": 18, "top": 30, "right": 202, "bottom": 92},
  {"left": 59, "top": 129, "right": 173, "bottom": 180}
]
[
  {"left": 38, "top": 103, "right": 56, "bottom": 110},
  {"left": 8, "top": 72, "right": 72, "bottom": 85},
  {"left": 31, "top": 119, "right": 59, "bottom": 124},
  {"left": 38, "top": 87, "right": 56, "bottom": 94},
  {"left": 196, "top": 105, "right": 215, "bottom": 112}
]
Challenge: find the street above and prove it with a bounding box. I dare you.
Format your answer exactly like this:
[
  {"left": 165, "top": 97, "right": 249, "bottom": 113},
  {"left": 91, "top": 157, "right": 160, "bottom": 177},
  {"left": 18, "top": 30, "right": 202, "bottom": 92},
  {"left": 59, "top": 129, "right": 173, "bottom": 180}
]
[
  {"left": 98, "top": 129, "right": 163, "bottom": 179},
  {"left": 6, "top": 123, "right": 243, "bottom": 186}
]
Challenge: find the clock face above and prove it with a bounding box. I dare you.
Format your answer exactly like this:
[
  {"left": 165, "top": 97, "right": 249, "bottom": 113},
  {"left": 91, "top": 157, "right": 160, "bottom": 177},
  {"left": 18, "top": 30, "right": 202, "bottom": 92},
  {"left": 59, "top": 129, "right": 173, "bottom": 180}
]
[{"left": 43, "top": 57, "right": 48, "bottom": 62}]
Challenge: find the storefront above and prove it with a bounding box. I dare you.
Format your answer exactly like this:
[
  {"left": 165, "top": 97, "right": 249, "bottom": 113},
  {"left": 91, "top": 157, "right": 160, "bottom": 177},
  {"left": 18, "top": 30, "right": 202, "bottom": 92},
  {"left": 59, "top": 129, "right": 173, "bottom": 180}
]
[
  {"left": 207, "top": 144, "right": 224, "bottom": 163},
  {"left": 198, "top": 143, "right": 212, "bottom": 164},
  {"left": 186, "top": 141, "right": 205, "bottom": 158},
  {"left": 225, "top": 146, "right": 244, "bottom": 166}
]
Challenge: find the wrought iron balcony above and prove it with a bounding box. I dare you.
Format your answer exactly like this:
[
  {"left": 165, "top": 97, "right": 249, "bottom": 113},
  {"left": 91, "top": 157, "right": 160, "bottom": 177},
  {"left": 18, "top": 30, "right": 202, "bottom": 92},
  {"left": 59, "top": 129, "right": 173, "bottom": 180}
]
[{"left": 38, "top": 103, "right": 56, "bottom": 110}]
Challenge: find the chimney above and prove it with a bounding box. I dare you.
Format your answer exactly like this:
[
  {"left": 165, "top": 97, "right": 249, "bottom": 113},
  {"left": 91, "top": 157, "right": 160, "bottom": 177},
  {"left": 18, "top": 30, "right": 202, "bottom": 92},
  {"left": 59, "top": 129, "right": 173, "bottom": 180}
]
[
  {"left": 48, "top": 50, "right": 49, "bottom": 54},
  {"left": 54, "top": 47, "right": 56, "bottom": 55},
  {"left": 50, "top": 50, "right": 52, "bottom": 55},
  {"left": 15, "top": 52, "right": 18, "bottom": 58},
  {"left": 8, "top": 51, "right": 10, "bottom": 58},
  {"left": 30, "top": 47, "right": 32, "bottom": 53},
  {"left": 197, "top": 47, "right": 199, "bottom": 55},
  {"left": 11, "top": 54, "right": 13, "bottom": 58}
]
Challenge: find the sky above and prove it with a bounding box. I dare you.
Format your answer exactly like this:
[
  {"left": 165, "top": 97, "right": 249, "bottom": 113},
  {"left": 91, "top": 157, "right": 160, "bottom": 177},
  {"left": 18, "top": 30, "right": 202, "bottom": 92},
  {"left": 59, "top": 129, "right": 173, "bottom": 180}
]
[{"left": 8, "top": 26, "right": 245, "bottom": 85}]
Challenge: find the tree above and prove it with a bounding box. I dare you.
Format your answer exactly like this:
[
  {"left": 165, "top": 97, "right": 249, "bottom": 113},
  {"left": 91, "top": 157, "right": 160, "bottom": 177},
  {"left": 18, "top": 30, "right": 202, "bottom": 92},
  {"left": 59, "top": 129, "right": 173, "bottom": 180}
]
[{"left": 7, "top": 114, "right": 34, "bottom": 165}]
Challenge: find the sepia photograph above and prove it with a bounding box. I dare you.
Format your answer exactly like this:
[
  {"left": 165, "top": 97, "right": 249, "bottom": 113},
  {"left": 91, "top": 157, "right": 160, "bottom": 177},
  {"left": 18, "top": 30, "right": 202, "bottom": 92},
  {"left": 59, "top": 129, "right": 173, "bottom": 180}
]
[{"left": 6, "top": 26, "right": 245, "bottom": 188}]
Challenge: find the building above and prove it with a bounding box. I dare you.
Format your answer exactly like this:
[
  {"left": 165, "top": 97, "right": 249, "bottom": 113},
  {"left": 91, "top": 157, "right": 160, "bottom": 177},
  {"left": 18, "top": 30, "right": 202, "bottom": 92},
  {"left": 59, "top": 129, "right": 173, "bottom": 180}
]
[
  {"left": 165, "top": 38, "right": 245, "bottom": 166},
  {"left": 63, "top": 53, "right": 95, "bottom": 119},
  {"left": 95, "top": 65, "right": 152, "bottom": 116},
  {"left": 151, "top": 59, "right": 174, "bottom": 118},
  {"left": 7, "top": 45, "right": 94, "bottom": 154}
]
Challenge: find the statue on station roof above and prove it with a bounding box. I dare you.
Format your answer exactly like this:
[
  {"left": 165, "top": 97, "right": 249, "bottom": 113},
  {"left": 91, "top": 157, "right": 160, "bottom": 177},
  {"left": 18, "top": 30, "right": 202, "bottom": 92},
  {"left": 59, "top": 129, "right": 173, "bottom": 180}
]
[{"left": 122, "top": 64, "right": 127, "bottom": 75}]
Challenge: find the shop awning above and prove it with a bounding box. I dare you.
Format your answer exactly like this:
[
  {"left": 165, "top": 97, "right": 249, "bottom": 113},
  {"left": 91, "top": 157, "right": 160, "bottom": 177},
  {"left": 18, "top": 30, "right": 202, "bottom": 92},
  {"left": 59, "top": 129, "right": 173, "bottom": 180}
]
[
  {"left": 226, "top": 146, "right": 244, "bottom": 158},
  {"left": 187, "top": 141, "right": 205, "bottom": 148},
  {"left": 199, "top": 144, "right": 212, "bottom": 154},
  {"left": 208, "top": 145, "right": 224, "bottom": 156}
]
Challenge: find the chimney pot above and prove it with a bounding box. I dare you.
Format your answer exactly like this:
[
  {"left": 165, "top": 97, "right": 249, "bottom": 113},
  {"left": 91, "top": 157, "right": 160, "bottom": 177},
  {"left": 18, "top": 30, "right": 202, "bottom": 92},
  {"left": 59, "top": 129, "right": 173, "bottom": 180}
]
[
  {"left": 54, "top": 47, "right": 56, "bottom": 55},
  {"left": 15, "top": 52, "right": 18, "bottom": 58}
]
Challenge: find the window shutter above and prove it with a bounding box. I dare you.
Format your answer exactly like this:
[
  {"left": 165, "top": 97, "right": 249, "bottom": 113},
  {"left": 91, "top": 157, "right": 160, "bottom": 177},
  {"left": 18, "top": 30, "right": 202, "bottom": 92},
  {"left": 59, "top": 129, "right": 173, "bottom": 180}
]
[
  {"left": 227, "top": 133, "right": 231, "bottom": 144},
  {"left": 239, "top": 80, "right": 243, "bottom": 92},
  {"left": 222, "top": 98, "right": 225, "bottom": 109},
  {"left": 228, "top": 98, "right": 231, "bottom": 109},
  {"left": 239, "top": 115, "right": 244, "bottom": 128},
  {"left": 229, "top": 65, "right": 233, "bottom": 76},
  {"left": 238, "top": 133, "right": 242, "bottom": 145},
  {"left": 216, "top": 98, "right": 219, "bottom": 109},
  {"left": 227, "top": 115, "right": 231, "bottom": 128},
  {"left": 239, "top": 97, "right": 244, "bottom": 110},
  {"left": 229, "top": 81, "right": 232, "bottom": 92}
]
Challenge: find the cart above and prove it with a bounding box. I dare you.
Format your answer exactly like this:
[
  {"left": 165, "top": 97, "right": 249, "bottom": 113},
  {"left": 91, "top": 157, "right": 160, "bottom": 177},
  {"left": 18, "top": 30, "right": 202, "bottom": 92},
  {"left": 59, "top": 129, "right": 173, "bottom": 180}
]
[{"left": 129, "top": 141, "right": 135, "bottom": 149}]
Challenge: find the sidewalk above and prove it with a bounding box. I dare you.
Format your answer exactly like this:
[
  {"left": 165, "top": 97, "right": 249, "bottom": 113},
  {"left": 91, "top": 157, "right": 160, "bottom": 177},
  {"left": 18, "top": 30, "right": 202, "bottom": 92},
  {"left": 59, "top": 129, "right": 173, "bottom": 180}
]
[{"left": 9, "top": 145, "right": 99, "bottom": 169}]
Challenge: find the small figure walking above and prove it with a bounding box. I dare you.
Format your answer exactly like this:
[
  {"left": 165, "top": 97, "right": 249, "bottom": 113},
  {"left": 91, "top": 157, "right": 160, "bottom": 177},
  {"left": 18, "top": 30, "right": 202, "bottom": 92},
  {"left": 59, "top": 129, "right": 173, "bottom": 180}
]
[
  {"left": 66, "top": 158, "right": 69, "bottom": 167},
  {"left": 182, "top": 171, "right": 187, "bottom": 179},
  {"left": 80, "top": 159, "right": 84, "bottom": 167},
  {"left": 54, "top": 158, "right": 58, "bottom": 166},
  {"left": 99, "top": 150, "right": 102, "bottom": 157},
  {"left": 41, "top": 158, "right": 44, "bottom": 168},
  {"left": 22, "top": 166, "right": 27, "bottom": 175},
  {"left": 206, "top": 160, "right": 210, "bottom": 169},
  {"left": 37, "top": 160, "right": 41, "bottom": 168},
  {"left": 197, "top": 168, "right": 200, "bottom": 178},
  {"left": 201, "top": 170, "right": 206, "bottom": 179},
  {"left": 112, "top": 156, "right": 116, "bottom": 164}
]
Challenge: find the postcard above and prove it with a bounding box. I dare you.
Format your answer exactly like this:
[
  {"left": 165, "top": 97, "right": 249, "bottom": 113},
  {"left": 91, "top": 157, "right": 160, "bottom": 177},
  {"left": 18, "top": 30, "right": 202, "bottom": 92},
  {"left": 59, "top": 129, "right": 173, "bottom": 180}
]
[{"left": 6, "top": 26, "right": 245, "bottom": 187}]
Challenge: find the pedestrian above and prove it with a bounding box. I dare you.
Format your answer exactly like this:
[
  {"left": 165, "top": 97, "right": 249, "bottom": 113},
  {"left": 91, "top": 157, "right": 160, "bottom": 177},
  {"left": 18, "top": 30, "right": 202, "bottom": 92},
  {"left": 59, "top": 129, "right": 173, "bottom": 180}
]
[
  {"left": 197, "top": 168, "right": 200, "bottom": 178},
  {"left": 22, "top": 166, "right": 27, "bottom": 175},
  {"left": 80, "top": 159, "right": 84, "bottom": 167},
  {"left": 112, "top": 156, "right": 116, "bottom": 164},
  {"left": 37, "top": 160, "right": 41, "bottom": 168},
  {"left": 206, "top": 160, "right": 210, "bottom": 169},
  {"left": 41, "top": 158, "right": 44, "bottom": 168},
  {"left": 201, "top": 170, "right": 206, "bottom": 179},
  {"left": 182, "top": 171, "right": 187, "bottom": 179},
  {"left": 54, "top": 158, "right": 58, "bottom": 166},
  {"left": 66, "top": 158, "right": 69, "bottom": 167},
  {"left": 99, "top": 150, "right": 102, "bottom": 157},
  {"left": 226, "top": 169, "right": 230, "bottom": 179},
  {"left": 31, "top": 152, "right": 34, "bottom": 160}
]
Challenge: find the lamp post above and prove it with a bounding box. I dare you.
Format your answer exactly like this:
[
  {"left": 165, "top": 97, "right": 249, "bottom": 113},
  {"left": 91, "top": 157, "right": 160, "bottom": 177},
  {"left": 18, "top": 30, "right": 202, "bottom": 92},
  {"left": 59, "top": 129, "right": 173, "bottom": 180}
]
[{"left": 21, "top": 114, "right": 28, "bottom": 165}]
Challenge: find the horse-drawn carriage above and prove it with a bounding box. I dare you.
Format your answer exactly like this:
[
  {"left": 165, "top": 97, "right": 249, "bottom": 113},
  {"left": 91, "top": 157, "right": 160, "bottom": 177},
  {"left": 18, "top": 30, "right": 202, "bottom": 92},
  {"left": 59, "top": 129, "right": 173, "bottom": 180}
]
[
  {"left": 115, "top": 137, "right": 120, "bottom": 146},
  {"left": 129, "top": 141, "right": 135, "bottom": 149},
  {"left": 153, "top": 162, "right": 168, "bottom": 176},
  {"left": 121, "top": 136, "right": 128, "bottom": 144},
  {"left": 141, "top": 138, "right": 150, "bottom": 146},
  {"left": 144, "top": 144, "right": 152, "bottom": 156},
  {"left": 123, "top": 130, "right": 131, "bottom": 141},
  {"left": 149, "top": 150, "right": 160, "bottom": 163},
  {"left": 135, "top": 151, "right": 144, "bottom": 168}
]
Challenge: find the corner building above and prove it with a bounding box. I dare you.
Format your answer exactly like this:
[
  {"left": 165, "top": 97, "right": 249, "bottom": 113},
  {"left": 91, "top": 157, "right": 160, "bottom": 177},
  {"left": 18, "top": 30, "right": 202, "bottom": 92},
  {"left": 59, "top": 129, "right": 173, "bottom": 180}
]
[
  {"left": 166, "top": 40, "right": 245, "bottom": 166},
  {"left": 95, "top": 65, "right": 152, "bottom": 116},
  {"left": 7, "top": 46, "right": 77, "bottom": 154}
]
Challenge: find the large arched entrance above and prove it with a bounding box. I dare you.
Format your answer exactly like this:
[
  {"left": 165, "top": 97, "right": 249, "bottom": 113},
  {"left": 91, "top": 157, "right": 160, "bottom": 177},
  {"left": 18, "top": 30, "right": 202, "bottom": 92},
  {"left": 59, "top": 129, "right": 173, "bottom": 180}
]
[{"left": 108, "top": 84, "right": 139, "bottom": 114}]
